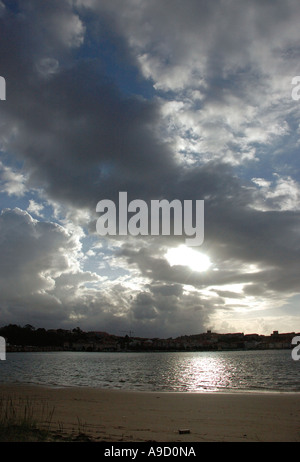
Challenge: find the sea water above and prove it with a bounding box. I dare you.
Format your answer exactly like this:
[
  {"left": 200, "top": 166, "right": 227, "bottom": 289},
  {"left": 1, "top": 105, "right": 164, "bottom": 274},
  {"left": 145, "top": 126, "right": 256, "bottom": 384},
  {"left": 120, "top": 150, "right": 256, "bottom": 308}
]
[{"left": 0, "top": 349, "right": 299, "bottom": 392}]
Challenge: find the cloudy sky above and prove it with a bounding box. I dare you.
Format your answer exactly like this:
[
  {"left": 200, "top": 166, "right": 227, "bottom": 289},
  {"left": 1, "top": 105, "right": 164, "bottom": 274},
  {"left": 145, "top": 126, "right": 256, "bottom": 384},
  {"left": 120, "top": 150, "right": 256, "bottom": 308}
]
[{"left": 1, "top": 0, "right": 300, "bottom": 338}]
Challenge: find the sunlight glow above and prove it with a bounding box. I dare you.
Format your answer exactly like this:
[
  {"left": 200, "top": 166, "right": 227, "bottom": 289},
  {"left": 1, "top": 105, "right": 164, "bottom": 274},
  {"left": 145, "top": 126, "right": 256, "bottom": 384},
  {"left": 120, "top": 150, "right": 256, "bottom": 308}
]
[{"left": 165, "top": 245, "right": 211, "bottom": 272}]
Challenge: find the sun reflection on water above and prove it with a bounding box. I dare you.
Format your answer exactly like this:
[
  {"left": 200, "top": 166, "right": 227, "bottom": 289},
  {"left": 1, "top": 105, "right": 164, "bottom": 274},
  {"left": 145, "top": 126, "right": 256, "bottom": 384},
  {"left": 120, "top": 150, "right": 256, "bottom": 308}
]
[
  {"left": 2, "top": 350, "right": 299, "bottom": 392},
  {"left": 163, "top": 355, "right": 232, "bottom": 392}
]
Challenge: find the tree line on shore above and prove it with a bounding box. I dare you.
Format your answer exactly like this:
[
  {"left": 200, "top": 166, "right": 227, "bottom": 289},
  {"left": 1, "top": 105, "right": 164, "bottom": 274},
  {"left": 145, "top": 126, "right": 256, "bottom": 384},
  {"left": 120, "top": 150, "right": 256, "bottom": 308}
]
[
  {"left": 0, "top": 324, "right": 88, "bottom": 347},
  {"left": 0, "top": 323, "right": 297, "bottom": 352}
]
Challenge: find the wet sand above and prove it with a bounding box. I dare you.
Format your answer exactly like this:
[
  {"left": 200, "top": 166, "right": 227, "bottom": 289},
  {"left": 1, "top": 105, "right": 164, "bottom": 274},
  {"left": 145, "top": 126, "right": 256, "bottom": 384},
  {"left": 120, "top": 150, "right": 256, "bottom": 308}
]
[{"left": 0, "top": 384, "right": 299, "bottom": 442}]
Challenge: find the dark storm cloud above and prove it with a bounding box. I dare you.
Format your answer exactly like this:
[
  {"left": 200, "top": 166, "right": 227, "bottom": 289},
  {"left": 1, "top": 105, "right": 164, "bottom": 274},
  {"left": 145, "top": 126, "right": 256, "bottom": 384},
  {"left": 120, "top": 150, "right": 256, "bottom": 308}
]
[
  {"left": 0, "top": 0, "right": 297, "bottom": 215},
  {"left": 8, "top": 62, "right": 175, "bottom": 205},
  {"left": 0, "top": 0, "right": 300, "bottom": 335},
  {"left": 129, "top": 286, "right": 213, "bottom": 338},
  {"left": 0, "top": 1, "right": 175, "bottom": 207},
  {"left": 149, "top": 284, "right": 183, "bottom": 297}
]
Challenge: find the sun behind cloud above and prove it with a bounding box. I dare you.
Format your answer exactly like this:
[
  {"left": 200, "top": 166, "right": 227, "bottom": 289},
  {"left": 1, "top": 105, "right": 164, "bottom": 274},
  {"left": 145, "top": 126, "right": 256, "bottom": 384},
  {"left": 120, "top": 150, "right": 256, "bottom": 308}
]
[{"left": 165, "top": 245, "right": 211, "bottom": 273}]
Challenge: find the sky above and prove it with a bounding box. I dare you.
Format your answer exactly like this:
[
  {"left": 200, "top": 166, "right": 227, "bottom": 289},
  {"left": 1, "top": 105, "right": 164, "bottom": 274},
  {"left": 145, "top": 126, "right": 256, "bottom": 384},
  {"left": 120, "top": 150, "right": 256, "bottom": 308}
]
[{"left": 1, "top": 0, "right": 300, "bottom": 338}]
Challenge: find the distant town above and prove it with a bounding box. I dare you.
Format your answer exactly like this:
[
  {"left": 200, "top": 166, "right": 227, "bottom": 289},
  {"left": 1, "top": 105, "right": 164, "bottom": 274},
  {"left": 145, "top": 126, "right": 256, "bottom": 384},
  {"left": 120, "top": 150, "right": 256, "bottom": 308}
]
[{"left": 0, "top": 324, "right": 299, "bottom": 353}]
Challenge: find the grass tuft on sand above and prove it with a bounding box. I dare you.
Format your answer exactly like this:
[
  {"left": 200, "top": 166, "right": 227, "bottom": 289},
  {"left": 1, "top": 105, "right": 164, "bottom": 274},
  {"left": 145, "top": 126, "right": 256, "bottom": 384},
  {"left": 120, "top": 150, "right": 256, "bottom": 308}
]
[
  {"left": 0, "top": 395, "right": 56, "bottom": 441},
  {"left": 0, "top": 394, "right": 97, "bottom": 442}
]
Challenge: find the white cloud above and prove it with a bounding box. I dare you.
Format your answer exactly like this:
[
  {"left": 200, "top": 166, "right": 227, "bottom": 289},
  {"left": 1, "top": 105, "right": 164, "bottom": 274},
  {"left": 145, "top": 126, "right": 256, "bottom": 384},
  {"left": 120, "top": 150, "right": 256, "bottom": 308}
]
[
  {"left": 89, "top": 0, "right": 300, "bottom": 167},
  {"left": 0, "top": 208, "right": 104, "bottom": 324},
  {"left": 27, "top": 199, "right": 45, "bottom": 217},
  {"left": 0, "top": 161, "right": 27, "bottom": 197},
  {"left": 251, "top": 175, "right": 300, "bottom": 211}
]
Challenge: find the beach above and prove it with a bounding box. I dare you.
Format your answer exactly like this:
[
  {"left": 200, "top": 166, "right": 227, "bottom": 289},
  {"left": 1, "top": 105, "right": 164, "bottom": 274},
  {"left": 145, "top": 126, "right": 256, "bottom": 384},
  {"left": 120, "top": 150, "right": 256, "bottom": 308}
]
[{"left": 0, "top": 384, "right": 299, "bottom": 442}]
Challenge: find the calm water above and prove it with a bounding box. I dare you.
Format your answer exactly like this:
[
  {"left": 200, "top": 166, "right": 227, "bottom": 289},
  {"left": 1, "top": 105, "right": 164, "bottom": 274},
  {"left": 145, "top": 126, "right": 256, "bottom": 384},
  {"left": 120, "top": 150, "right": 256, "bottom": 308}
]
[{"left": 1, "top": 350, "right": 299, "bottom": 393}]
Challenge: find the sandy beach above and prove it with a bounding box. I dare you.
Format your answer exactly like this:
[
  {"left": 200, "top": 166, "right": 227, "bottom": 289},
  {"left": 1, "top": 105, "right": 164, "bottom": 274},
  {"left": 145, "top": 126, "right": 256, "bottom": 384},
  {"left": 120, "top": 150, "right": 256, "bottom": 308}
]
[{"left": 0, "top": 384, "right": 299, "bottom": 442}]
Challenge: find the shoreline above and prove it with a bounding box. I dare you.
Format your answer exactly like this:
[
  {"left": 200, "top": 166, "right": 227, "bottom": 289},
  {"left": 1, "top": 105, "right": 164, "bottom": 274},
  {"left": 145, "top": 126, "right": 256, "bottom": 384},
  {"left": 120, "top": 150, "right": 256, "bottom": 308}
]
[
  {"left": 2, "top": 380, "right": 300, "bottom": 394},
  {"left": 1, "top": 378, "right": 300, "bottom": 394},
  {"left": 1, "top": 383, "right": 300, "bottom": 442}
]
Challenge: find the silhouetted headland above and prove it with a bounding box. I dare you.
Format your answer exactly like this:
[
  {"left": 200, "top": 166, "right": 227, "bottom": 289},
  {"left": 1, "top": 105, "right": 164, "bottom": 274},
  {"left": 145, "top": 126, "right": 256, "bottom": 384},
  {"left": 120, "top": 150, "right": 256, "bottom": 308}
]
[{"left": 1, "top": 324, "right": 298, "bottom": 353}]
